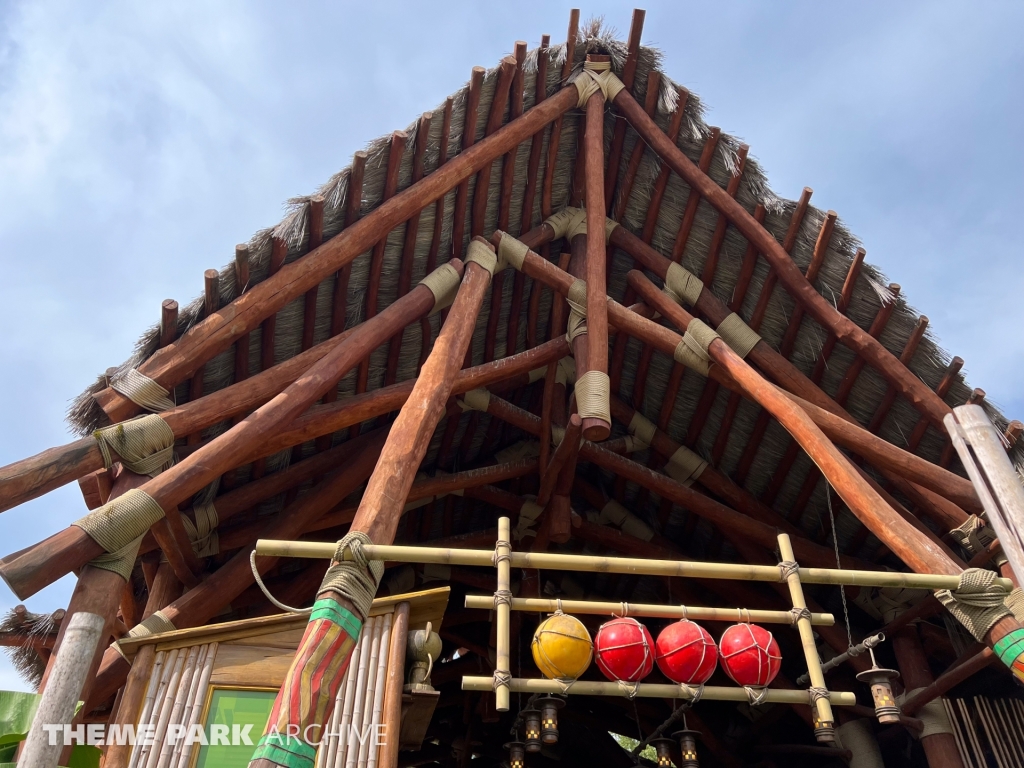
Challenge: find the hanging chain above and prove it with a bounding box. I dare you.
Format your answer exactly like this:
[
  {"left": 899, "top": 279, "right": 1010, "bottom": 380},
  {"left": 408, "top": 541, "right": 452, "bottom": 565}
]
[{"left": 826, "top": 483, "right": 854, "bottom": 648}]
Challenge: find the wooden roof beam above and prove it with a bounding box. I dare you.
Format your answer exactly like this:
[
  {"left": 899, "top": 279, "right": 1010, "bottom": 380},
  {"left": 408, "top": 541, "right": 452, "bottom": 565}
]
[
  {"left": 603, "top": 8, "right": 645, "bottom": 213},
  {"left": 609, "top": 87, "right": 955, "bottom": 430}
]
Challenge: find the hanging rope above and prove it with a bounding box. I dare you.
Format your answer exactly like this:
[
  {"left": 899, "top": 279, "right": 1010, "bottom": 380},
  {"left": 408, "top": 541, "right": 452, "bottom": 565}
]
[{"left": 250, "top": 550, "right": 313, "bottom": 616}]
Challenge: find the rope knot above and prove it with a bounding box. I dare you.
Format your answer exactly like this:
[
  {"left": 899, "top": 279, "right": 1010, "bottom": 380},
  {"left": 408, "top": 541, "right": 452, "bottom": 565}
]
[
  {"left": 789, "top": 607, "right": 812, "bottom": 626},
  {"left": 778, "top": 560, "right": 800, "bottom": 581}
]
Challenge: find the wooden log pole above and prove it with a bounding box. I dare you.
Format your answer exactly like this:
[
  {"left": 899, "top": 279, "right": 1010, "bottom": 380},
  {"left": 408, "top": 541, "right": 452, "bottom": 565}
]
[
  {"left": 20, "top": 612, "right": 105, "bottom": 768},
  {"left": 0, "top": 338, "right": 569, "bottom": 601},
  {"left": 893, "top": 626, "right": 966, "bottom": 768},
  {"left": 90, "top": 86, "right": 579, "bottom": 425},
  {"left": 248, "top": 244, "right": 494, "bottom": 768},
  {"left": 579, "top": 56, "right": 610, "bottom": 440},
  {"left": 608, "top": 86, "right": 953, "bottom": 430}
]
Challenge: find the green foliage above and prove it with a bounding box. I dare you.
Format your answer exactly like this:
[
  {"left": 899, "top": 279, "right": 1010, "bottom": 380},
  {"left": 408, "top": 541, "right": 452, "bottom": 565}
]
[{"left": 609, "top": 732, "right": 658, "bottom": 763}]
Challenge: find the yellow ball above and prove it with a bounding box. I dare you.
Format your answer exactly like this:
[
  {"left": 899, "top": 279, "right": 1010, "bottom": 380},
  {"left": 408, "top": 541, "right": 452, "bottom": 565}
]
[{"left": 532, "top": 613, "right": 593, "bottom": 680}]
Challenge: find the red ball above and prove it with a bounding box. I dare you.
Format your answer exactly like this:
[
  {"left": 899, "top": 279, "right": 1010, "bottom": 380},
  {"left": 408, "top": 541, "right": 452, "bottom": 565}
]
[
  {"left": 719, "top": 623, "right": 781, "bottom": 687},
  {"left": 594, "top": 618, "right": 654, "bottom": 682},
  {"left": 654, "top": 620, "right": 718, "bottom": 684}
]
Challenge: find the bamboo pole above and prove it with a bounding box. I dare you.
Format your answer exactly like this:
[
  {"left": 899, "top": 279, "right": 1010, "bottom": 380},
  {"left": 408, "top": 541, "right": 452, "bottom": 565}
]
[
  {"left": 92, "top": 85, "right": 578, "bottom": 425},
  {"left": 21, "top": 613, "right": 105, "bottom": 768},
  {"left": 463, "top": 595, "right": 835, "bottom": 626},
  {"left": 354, "top": 616, "right": 384, "bottom": 768},
  {"left": 143, "top": 646, "right": 187, "bottom": 768},
  {"left": 344, "top": 616, "right": 377, "bottom": 768},
  {"left": 0, "top": 340, "right": 567, "bottom": 601},
  {"left": 154, "top": 645, "right": 199, "bottom": 768},
  {"left": 330, "top": 648, "right": 359, "bottom": 768},
  {"left": 607, "top": 86, "right": 952, "bottom": 430},
  {"left": 174, "top": 643, "right": 217, "bottom": 768},
  {"left": 494, "top": 517, "right": 511, "bottom": 711},
  {"left": 106, "top": 644, "right": 157, "bottom": 768},
  {"left": 128, "top": 650, "right": 172, "bottom": 768},
  {"left": 460, "top": 676, "right": 856, "bottom": 706},
  {"left": 777, "top": 533, "right": 834, "bottom": 742},
  {"left": 364, "top": 613, "right": 392, "bottom": 768},
  {"left": 255, "top": 538, "right": 1008, "bottom": 592},
  {"left": 376, "top": 601, "right": 409, "bottom": 768}
]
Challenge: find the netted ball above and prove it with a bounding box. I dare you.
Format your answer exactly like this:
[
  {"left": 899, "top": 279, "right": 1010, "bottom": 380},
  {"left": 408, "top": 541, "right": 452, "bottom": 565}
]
[
  {"left": 719, "top": 623, "right": 781, "bottom": 688},
  {"left": 594, "top": 617, "right": 654, "bottom": 682},
  {"left": 532, "top": 613, "right": 593, "bottom": 680},
  {"left": 655, "top": 619, "right": 718, "bottom": 684}
]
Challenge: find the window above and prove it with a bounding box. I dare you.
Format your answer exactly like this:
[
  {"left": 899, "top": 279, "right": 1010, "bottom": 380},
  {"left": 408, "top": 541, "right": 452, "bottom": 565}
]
[{"left": 194, "top": 687, "right": 277, "bottom": 768}]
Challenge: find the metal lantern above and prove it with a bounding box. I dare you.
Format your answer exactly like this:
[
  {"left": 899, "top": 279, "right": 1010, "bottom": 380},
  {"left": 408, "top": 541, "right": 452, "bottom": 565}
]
[
  {"left": 522, "top": 708, "right": 542, "bottom": 752},
  {"left": 813, "top": 715, "right": 835, "bottom": 744},
  {"left": 504, "top": 741, "right": 526, "bottom": 768},
  {"left": 673, "top": 729, "right": 700, "bottom": 768},
  {"left": 536, "top": 696, "right": 566, "bottom": 744},
  {"left": 650, "top": 737, "right": 676, "bottom": 767},
  {"left": 856, "top": 665, "right": 901, "bottom": 724}
]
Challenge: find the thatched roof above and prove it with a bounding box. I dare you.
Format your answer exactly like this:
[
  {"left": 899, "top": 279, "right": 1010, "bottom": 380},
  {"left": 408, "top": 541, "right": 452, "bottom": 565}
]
[{"left": 66, "top": 20, "right": 1018, "bottom": 564}]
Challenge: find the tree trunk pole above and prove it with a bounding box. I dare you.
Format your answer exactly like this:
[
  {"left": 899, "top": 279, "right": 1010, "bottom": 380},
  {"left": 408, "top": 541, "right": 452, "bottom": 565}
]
[
  {"left": 893, "top": 626, "right": 965, "bottom": 768},
  {"left": 20, "top": 612, "right": 106, "bottom": 768}
]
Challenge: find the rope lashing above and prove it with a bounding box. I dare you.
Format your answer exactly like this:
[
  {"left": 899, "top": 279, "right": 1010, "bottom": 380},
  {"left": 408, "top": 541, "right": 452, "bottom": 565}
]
[
  {"left": 778, "top": 560, "right": 801, "bottom": 582},
  {"left": 627, "top": 411, "right": 658, "bottom": 450},
  {"left": 557, "top": 357, "right": 577, "bottom": 386},
  {"left": 182, "top": 501, "right": 219, "bottom": 557},
  {"left": 492, "top": 669, "right": 512, "bottom": 692},
  {"left": 663, "top": 262, "right": 704, "bottom": 307},
  {"left": 492, "top": 539, "right": 512, "bottom": 567},
  {"left": 950, "top": 514, "right": 1007, "bottom": 566},
  {"left": 497, "top": 232, "right": 530, "bottom": 272},
  {"left": 664, "top": 445, "right": 708, "bottom": 486},
  {"left": 73, "top": 487, "right": 166, "bottom": 581},
  {"left": 457, "top": 387, "right": 492, "bottom": 413},
  {"left": 574, "top": 370, "right": 611, "bottom": 424},
  {"left": 514, "top": 497, "right": 544, "bottom": 541},
  {"left": 110, "top": 368, "right": 175, "bottom": 413},
  {"left": 716, "top": 313, "right": 762, "bottom": 359},
  {"left": 466, "top": 239, "right": 499, "bottom": 276},
  {"left": 112, "top": 609, "right": 177, "bottom": 660},
  {"left": 934, "top": 567, "right": 1012, "bottom": 641},
  {"left": 808, "top": 687, "right": 831, "bottom": 707},
  {"left": 1005, "top": 587, "right": 1024, "bottom": 623},
  {"left": 789, "top": 607, "right": 813, "bottom": 626},
  {"left": 551, "top": 425, "right": 566, "bottom": 446},
  {"left": 127, "top": 609, "right": 176, "bottom": 639},
  {"left": 565, "top": 279, "right": 588, "bottom": 345},
  {"left": 418, "top": 262, "right": 462, "bottom": 314},
  {"left": 744, "top": 687, "right": 769, "bottom": 707},
  {"left": 495, "top": 441, "right": 541, "bottom": 464},
  {"left": 897, "top": 688, "right": 955, "bottom": 738},
  {"left": 250, "top": 550, "right": 313, "bottom": 615},
  {"left": 94, "top": 415, "right": 175, "bottom": 477},
  {"left": 596, "top": 499, "right": 654, "bottom": 542},
  {"left": 319, "top": 531, "right": 385, "bottom": 621},
  {"left": 680, "top": 683, "right": 704, "bottom": 704},
  {"left": 493, "top": 589, "right": 513, "bottom": 610},
  {"left": 542, "top": 207, "right": 619, "bottom": 244},
  {"left": 672, "top": 319, "right": 720, "bottom": 376},
  {"left": 621, "top": 436, "right": 648, "bottom": 453},
  {"left": 572, "top": 60, "right": 625, "bottom": 108}
]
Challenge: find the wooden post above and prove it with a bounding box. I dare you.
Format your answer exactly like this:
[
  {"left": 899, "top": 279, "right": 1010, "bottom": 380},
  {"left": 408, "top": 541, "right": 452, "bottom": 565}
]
[
  {"left": 20, "top": 612, "right": 105, "bottom": 768},
  {"left": 946, "top": 405, "right": 1024, "bottom": 585},
  {"left": 893, "top": 626, "right": 966, "bottom": 768}
]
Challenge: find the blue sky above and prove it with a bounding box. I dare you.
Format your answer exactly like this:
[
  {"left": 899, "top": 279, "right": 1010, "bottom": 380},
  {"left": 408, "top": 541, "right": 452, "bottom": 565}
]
[{"left": 0, "top": 1, "right": 1022, "bottom": 691}]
